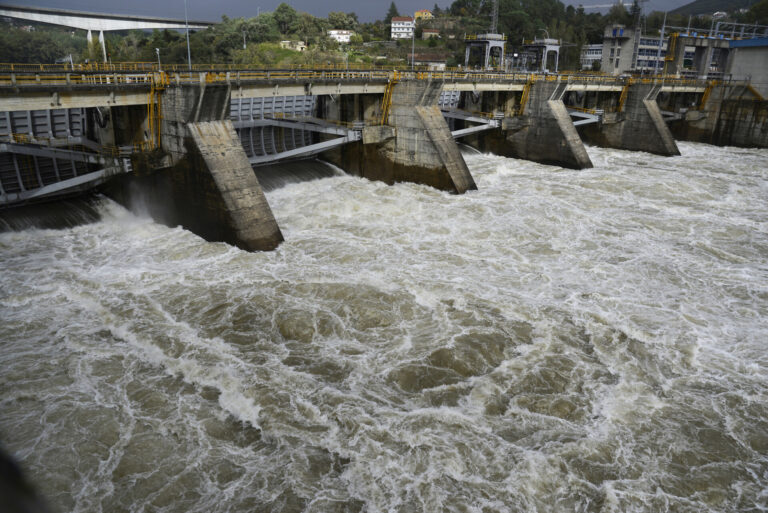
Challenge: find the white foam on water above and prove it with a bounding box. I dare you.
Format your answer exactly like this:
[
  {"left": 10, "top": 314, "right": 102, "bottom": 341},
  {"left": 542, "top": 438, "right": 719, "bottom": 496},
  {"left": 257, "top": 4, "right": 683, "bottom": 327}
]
[{"left": 2, "top": 143, "right": 768, "bottom": 512}]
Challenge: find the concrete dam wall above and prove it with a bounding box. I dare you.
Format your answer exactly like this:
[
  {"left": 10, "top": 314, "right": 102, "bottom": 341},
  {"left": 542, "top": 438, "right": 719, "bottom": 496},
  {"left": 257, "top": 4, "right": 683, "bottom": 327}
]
[{"left": 2, "top": 72, "right": 768, "bottom": 253}]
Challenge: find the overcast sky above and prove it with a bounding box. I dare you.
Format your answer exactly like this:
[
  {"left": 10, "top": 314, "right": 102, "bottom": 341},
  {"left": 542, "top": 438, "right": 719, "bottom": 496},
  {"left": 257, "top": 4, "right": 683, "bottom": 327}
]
[{"left": 6, "top": 0, "right": 692, "bottom": 23}]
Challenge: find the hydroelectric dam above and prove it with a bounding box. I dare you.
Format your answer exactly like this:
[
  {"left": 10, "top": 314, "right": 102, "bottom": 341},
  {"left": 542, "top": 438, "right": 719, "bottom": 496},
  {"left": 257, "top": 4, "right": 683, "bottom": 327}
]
[{"left": 1, "top": 65, "right": 766, "bottom": 250}]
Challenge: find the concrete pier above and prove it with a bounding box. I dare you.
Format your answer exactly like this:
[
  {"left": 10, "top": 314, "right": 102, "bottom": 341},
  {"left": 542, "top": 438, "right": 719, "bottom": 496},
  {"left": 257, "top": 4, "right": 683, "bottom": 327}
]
[
  {"left": 580, "top": 83, "right": 680, "bottom": 156},
  {"left": 463, "top": 81, "right": 593, "bottom": 169},
  {"left": 321, "top": 80, "right": 477, "bottom": 194},
  {"left": 110, "top": 84, "right": 283, "bottom": 251}
]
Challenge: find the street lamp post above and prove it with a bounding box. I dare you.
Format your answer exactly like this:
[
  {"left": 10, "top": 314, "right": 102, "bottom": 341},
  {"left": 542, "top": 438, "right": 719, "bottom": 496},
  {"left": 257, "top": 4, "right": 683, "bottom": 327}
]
[
  {"left": 184, "top": 0, "right": 192, "bottom": 70},
  {"left": 411, "top": 21, "right": 415, "bottom": 70}
]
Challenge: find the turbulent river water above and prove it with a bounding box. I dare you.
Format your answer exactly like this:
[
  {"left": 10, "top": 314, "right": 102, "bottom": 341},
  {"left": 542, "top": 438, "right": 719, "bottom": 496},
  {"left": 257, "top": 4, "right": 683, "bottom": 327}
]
[{"left": 1, "top": 142, "right": 767, "bottom": 513}]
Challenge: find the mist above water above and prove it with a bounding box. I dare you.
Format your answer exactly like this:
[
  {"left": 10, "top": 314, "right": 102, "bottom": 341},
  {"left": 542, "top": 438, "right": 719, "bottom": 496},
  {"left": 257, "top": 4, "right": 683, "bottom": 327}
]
[{"left": 1, "top": 142, "right": 767, "bottom": 512}]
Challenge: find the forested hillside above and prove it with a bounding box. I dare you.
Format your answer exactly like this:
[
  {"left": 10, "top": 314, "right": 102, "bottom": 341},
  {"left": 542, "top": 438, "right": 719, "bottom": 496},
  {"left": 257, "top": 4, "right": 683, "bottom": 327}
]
[{"left": 1, "top": 0, "right": 764, "bottom": 69}]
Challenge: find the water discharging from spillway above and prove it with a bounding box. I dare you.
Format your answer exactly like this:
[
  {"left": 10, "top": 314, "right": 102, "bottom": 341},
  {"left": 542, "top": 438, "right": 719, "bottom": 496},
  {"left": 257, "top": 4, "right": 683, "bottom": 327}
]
[{"left": 1, "top": 142, "right": 767, "bottom": 512}]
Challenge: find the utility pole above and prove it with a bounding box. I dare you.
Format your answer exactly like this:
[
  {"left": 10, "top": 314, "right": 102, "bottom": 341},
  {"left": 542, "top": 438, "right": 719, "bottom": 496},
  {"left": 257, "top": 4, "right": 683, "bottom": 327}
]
[
  {"left": 156, "top": 48, "right": 161, "bottom": 71},
  {"left": 656, "top": 12, "right": 666, "bottom": 76},
  {"left": 411, "top": 19, "right": 415, "bottom": 70},
  {"left": 490, "top": 0, "right": 499, "bottom": 33},
  {"left": 184, "top": 0, "right": 192, "bottom": 70},
  {"left": 630, "top": 0, "right": 649, "bottom": 72}
]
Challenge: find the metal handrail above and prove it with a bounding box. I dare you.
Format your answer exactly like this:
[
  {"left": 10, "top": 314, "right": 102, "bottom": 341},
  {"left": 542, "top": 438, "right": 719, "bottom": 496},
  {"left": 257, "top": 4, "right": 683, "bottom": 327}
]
[{"left": 0, "top": 66, "right": 751, "bottom": 92}]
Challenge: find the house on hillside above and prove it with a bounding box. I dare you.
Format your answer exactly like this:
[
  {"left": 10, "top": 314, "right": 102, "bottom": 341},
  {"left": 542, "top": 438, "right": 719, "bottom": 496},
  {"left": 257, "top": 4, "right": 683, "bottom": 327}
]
[
  {"left": 280, "top": 40, "right": 307, "bottom": 52},
  {"left": 414, "top": 9, "right": 433, "bottom": 21},
  {"left": 391, "top": 17, "right": 414, "bottom": 40},
  {"left": 328, "top": 30, "right": 354, "bottom": 44},
  {"left": 410, "top": 52, "right": 448, "bottom": 70}
]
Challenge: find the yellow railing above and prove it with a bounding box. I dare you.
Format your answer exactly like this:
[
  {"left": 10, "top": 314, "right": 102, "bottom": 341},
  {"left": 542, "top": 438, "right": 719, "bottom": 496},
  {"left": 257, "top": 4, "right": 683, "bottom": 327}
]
[
  {"left": 147, "top": 72, "right": 169, "bottom": 151},
  {"left": 465, "top": 34, "right": 507, "bottom": 41},
  {"left": 699, "top": 82, "right": 716, "bottom": 110},
  {"left": 618, "top": 78, "right": 633, "bottom": 112},
  {"left": 746, "top": 84, "right": 765, "bottom": 101},
  {"left": 666, "top": 33, "right": 679, "bottom": 63},
  {"left": 380, "top": 71, "right": 400, "bottom": 125},
  {"left": 565, "top": 105, "right": 599, "bottom": 114},
  {"left": 518, "top": 77, "right": 535, "bottom": 116},
  {"left": 0, "top": 67, "right": 733, "bottom": 90}
]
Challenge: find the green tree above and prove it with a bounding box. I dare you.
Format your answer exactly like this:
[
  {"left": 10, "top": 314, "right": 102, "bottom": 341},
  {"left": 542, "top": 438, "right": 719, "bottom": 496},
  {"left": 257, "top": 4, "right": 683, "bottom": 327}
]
[
  {"left": 274, "top": 3, "right": 298, "bottom": 34},
  {"left": 386, "top": 2, "right": 400, "bottom": 20},
  {"left": 294, "top": 12, "right": 327, "bottom": 43},
  {"left": 87, "top": 38, "right": 103, "bottom": 61},
  {"left": 605, "top": 3, "right": 632, "bottom": 26},
  {"left": 249, "top": 13, "right": 281, "bottom": 42},
  {"left": 747, "top": 0, "right": 768, "bottom": 24},
  {"left": 0, "top": 27, "right": 86, "bottom": 63},
  {"left": 328, "top": 12, "right": 358, "bottom": 30},
  {"left": 629, "top": 0, "right": 642, "bottom": 25}
]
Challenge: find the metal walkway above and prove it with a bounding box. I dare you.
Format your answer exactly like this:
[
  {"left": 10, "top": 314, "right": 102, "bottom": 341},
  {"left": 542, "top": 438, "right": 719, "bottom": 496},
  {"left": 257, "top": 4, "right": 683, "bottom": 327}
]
[
  {"left": 442, "top": 109, "right": 502, "bottom": 138},
  {"left": 567, "top": 108, "right": 604, "bottom": 126},
  {"left": 0, "top": 140, "right": 128, "bottom": 206}
]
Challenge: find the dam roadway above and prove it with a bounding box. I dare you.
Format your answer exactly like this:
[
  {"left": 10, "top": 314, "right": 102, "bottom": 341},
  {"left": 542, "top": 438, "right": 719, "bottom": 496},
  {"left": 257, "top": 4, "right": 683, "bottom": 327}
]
[{"left": 0, "top": 65, "right": 766, "bottom": 250}]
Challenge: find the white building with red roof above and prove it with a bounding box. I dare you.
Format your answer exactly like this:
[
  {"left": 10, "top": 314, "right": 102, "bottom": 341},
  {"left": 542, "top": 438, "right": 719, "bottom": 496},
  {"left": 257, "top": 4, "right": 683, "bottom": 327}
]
[{"left": 391, "top": 16, "right": 414, "bottom": 40}]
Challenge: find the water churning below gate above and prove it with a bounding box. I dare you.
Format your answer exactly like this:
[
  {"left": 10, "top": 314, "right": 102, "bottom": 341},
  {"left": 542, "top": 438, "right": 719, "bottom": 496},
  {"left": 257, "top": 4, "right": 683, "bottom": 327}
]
[{"left": 1, "top": 142, "right": 767, "bottom": 512}]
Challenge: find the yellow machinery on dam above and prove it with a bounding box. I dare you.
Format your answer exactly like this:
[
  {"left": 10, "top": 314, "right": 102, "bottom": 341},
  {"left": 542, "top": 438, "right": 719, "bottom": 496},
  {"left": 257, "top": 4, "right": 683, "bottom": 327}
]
[{"left": 0, "top": 64, "right": 765, "bottom": 251}]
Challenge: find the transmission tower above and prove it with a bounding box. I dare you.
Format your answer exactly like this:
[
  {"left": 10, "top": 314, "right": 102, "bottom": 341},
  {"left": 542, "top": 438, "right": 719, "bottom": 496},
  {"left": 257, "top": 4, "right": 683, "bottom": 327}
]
[
  {"left": 630, "top": 0, "right": 649, "bottom": 71},
  {"left": 490, "top": 0, "right": 499, "bottom": 34}
]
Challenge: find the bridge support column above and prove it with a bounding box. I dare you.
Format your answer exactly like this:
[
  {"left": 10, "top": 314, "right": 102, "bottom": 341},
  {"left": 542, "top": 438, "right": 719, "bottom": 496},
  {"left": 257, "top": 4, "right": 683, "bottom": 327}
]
[
  {"left": 580, "top": 83, "right": 680, "bottom": 156},
  {"left": 109, "top": 84, "right": 283, "bottom": 251},
  {"left": 321, "top": 81, "right": 476, "bottom": 193},
  {"left": 464, "top": 82, "right": 592, "bottom": 169},
  {"left": 99, "top": 31, "right": 107, "bottom": 63}
]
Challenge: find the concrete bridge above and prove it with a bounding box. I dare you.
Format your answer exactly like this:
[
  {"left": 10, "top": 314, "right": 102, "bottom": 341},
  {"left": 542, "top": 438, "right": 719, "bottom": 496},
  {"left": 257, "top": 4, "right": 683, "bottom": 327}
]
[
  {"left": 0, "top": 5, "right": 213, "bottom": 62},
  {"left": 0, "top": 66, "right": 765, "bottom": 251}
]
